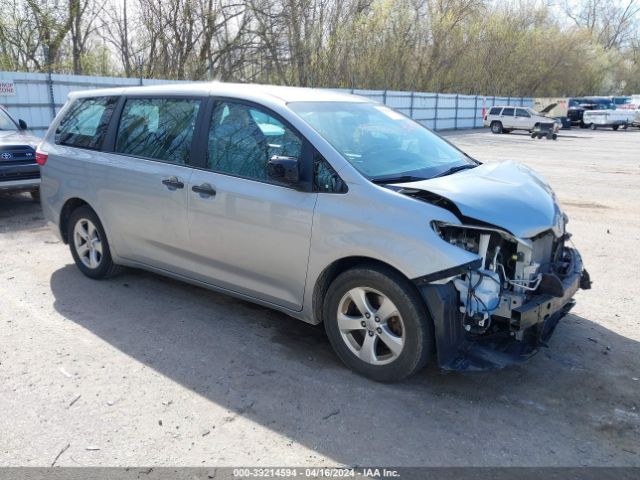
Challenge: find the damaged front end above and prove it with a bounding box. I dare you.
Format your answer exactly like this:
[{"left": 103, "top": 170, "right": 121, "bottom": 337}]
[{"left": 415, "top": 221, "right": 591, "bottom": 371}]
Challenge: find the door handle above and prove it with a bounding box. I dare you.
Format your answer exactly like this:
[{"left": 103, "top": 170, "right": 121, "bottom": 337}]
[
  {"left": 162, "top": 176, "right": 184, "bottom": 190},
  {"left": 192, "top": 183, "right": 216, "bottom": 197}
]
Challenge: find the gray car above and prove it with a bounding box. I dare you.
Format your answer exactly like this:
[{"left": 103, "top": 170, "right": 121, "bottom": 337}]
[{"left": 39, "top": 83, "right": 590, "bottom": 381}]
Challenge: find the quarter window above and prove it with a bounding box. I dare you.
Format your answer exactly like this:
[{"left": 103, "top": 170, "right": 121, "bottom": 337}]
[
  {"left": 489, "top": 107, "right": 501, "bottom": 115},
  {"left": 115, "top": 98, "right": 200, "bottom": 164},
  {"left": 207, "top": 101, "right": 302, "bottom": 182},
  {"left": 55, "top": 96, "right": 118, "bottom": 149},
  {"left": 314, "top": 154, "right": 346, "bottom": 193}
]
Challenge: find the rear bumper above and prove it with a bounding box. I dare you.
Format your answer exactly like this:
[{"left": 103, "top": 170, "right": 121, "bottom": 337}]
[{"left": 417, "top": 248, "right": 588, "bottom": 371}]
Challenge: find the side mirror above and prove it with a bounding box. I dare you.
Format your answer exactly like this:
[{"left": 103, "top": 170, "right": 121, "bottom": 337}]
[
  {"left": 267, "top": 155, "right": 300, "bottom": 185},
  {"left": 18, "top": 119, "right": 27, "bottom": 130}
]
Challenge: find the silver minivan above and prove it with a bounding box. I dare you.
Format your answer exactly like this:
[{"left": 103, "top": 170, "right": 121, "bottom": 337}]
[{"left": 39, "top": 83, "right": 590, "bottom": 381}]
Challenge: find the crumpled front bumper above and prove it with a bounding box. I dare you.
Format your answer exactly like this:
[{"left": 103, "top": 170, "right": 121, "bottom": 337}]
[{"left": 416, "top": 247, "right": 590, "bottom": 371}]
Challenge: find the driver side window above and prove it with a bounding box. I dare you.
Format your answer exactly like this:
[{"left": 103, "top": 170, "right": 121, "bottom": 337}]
[{"left": 207, "top": 101, "right": 302, "bottom": 182}]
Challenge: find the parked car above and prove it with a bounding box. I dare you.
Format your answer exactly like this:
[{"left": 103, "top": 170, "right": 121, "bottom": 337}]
[
  {"left": 0, "top": 105, "right": 41, "bottom": 200},
  {"left": 567, "top": 97, "right": 616, "bottom": 127},
  {"left": 483, "top": 105, "right": 560, "bottom": 134},
  {"left": 39, "top": 84, "right": 590, "bottom": 381}
]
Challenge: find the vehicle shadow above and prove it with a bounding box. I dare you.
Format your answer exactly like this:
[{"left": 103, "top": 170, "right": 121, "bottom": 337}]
[
  {"left": 0, "top": 192, "right": 45, "bottom": 233},
  {"left": 49, "top": 264, "right": 640, "bottom": 465}
]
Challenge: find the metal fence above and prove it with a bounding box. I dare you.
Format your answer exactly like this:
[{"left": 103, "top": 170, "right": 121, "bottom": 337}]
[
  {"left": 0, "top": 71, "right": 533, "bottom": 136},
  {"left": 340, "top": 89, "right": 534, "bottom": 130}
]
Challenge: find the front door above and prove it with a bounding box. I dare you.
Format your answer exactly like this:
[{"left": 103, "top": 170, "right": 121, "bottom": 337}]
[{"left": 186, "top": 100, "right": 317, "bottom": 310}]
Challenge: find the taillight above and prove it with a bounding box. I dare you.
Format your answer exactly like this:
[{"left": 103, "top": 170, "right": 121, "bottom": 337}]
[{"left": 35, "top": 151, "right": 48, "bottom": 166}]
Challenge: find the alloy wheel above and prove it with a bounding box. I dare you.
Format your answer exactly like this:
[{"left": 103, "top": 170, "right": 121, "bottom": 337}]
[
  {"left": 336, "top": 287, "right": 405, "bottom": 365},
  {"left": 73, "top": 218, "right": 103, "bottom": 269}
]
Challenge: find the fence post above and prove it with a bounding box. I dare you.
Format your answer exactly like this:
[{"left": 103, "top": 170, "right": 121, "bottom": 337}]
[
  {"left": 46, "top": 71, "right": 56, "bottom": 121},
  {"left": 454, "top": 94, "right": 459, "bottom": 130},
  {"left": 434, "top": 93, "right": 439, "bottom": 130},
  {"left": 409, "top": 91, "right": 414, "bottom": 119},
  {"left": 473, "top": 95, "right": 478, "bottom": 128},
  {"left": 383, "top": 89, "right": 388, "bottom": 105}
]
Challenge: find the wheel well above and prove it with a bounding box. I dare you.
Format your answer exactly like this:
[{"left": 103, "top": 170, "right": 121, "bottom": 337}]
[
  {"left": 312, "top": 256, "right": 415, "bottom": 325},
  {"left": 59, "top": 198, "right": 90, "bottom": 244}
]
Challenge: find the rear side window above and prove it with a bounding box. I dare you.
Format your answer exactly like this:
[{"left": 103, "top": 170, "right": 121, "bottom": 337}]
[
  {"left": 115, "top": 98, "right": 201, "bottom": 164},
  {"left": 516, "top": 108, "right": 530, "bottom": 117},
  {"left": 489, "top": 107, "right": 502, "bottom": 115},
  {"left": 55, "top": 96, "right": 118, "bottom": 149},
  {"left": 501, "top": 108, "right": 514, "bottom": 116}
]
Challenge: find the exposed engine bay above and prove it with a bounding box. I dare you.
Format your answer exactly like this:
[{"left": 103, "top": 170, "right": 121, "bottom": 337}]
[
  {"left": 390, "top": 162, "right": 591, "bottom": 370},
  {"left": 434, "top": 221, "right": 579, "bottom": 335},
  {"left": 416, "top": 219, "right": 591, "bottom": 369}
]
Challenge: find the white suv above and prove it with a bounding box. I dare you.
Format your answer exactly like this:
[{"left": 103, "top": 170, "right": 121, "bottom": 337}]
[{"left": 483, "top": 106, "right": 559, "bottom": 134}]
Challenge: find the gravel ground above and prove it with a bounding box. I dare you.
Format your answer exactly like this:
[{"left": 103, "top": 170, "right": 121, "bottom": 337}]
[{"left": 0, "top": 127, "right": 638, "bottom": 467}]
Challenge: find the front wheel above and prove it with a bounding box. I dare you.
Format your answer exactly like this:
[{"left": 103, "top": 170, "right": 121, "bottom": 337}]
[
  {"left": 68, "top": 206, "right": 121, "bottom": 279},
  {"left": 612, "top": 125, "right": 619, "bottom": 131},
  {"left": 323, "top": 265, "right": 433, "bottom": 382}
]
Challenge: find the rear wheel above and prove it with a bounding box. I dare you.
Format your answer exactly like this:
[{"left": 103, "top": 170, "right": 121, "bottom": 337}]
[
  {"left": 68, "top": 206, "right": 121, "bottom": 279},
  {"left": 590, "top": 123, "right": 597, "bottom": 130},
  {"left": 323, "top": 265, "right": 433, "bottom": 382},
  {"left": 612, "top": 125, "right": 619, "bottom": 131},
  {"left": 490, "top": 121, "right": 503, "bottom": 134}
]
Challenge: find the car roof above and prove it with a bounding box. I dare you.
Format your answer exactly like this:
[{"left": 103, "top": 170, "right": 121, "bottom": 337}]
[
  {"left": 68, "top": 82, "right": 369, "bottom": 105},
  {"left": 491, "top": 105, "right": 529, "bottom": 108}
]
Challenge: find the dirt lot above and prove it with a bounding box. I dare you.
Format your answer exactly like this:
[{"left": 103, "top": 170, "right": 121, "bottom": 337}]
[{"left": 1, "top": 128, "right": 639, "bottom": 467}]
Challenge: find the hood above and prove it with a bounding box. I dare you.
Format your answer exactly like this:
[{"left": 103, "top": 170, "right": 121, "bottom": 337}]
[
  {"left": 396, "top": 161, "right": 563, "bottom": 239},
  {"left": 537, "top": 103, "right": 557, "bottom": 114},
  {"left": 0, "top": 129, "right": 41, "bottom": 147}
]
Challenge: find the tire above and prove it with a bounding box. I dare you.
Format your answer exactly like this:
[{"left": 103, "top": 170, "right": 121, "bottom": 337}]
[
  {"left": 29, "top": 189, "right": 40, "bottom": 202},
  {"left": 552, "top": 133, "right": 558, "bottom": 140},
  {"left": 323, "top": 264, "right": 433, "bottom": 382},
  {"left": 490, "top": 121, "right": 503, "bottom": 134},
  {"left": 67, "top": 206, "right": 121, "bottom": 279},
  {"left": 612, "top": 125, "right": 619, "bottom": 131},
  {"left": 530, "top": 133, "right": 536, "bottom": 139},
  {"left": 590, "top": 123, "right": 596, "bottom": 130},
  {"left": 546, "top": 132, "right": 553, "bottom": 140}
]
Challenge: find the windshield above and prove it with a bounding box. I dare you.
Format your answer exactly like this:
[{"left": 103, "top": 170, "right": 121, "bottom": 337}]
[
  {"left": 0, "top": 109, "right": 18, "bottom": 131},
  {"left": 288, "top": 101, "right": 474, "bottom": 181}
]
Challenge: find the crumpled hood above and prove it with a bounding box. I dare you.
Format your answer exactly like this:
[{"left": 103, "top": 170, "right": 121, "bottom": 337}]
[{"left": 397, "top": 161, "right": 564, "bottom": 239}]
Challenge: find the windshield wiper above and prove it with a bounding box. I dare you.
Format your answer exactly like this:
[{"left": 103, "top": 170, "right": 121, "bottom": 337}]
[
  {"left": 371, "top": 175, "right": 426, "bottom": 185},
  {"left": 432, "top": 164, "right": 477, "bottom": 178}
]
